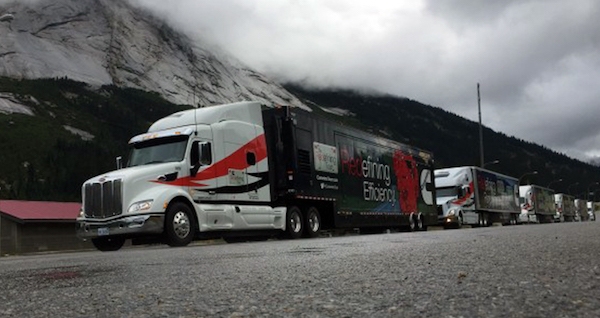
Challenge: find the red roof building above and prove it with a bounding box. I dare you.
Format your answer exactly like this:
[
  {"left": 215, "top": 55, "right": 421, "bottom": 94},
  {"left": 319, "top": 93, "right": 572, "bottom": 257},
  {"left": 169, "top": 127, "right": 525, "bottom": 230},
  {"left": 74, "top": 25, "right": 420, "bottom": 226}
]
[
  {"left": 0, "top": 200, "right": 81, "bottom": 223},
  {"left": 0, "top": 200, "right": 90, "bottom": 255}
]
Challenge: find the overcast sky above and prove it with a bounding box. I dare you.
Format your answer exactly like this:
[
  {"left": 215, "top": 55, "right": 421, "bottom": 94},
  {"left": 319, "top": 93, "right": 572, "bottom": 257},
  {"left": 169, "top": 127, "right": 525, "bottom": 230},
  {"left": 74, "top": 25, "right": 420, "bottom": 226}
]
[{"left": 133, "top": 0, "right": 600, "bottom": 163}]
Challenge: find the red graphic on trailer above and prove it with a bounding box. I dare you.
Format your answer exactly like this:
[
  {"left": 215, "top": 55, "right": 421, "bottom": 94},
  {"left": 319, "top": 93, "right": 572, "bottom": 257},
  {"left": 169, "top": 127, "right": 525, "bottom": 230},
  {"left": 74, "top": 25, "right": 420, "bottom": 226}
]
[
  {"left": 393, "top": 150, "right": 419, "bottom": 213},
  {"left": 451, "top": 181, "right": 475, "bottom": 206}
]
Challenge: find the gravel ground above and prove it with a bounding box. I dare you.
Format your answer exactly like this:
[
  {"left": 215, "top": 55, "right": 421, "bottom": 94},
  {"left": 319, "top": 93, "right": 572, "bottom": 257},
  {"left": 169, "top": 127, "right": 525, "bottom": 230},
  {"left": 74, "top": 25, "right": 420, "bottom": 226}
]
[{"left": 1, "top": 222, "right": 600, "bottom": 317}]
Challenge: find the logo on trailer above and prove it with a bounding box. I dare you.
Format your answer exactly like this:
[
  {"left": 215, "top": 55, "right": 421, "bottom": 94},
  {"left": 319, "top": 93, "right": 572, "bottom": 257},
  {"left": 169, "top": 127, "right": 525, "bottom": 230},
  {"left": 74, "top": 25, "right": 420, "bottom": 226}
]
[{"left": 393, "top": 150, "right": 419, "bottom": 213}]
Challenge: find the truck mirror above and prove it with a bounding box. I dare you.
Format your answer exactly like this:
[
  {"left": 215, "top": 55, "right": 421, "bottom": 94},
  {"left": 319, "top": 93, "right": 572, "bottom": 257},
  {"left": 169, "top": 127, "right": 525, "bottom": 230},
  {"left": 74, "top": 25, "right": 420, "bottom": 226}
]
[
  {"left": 246, "top": 152, "right": 256, "bottom": 166},
  {"left": 116, "top": 156, "right": 123, "bottom": 170},
  {"left": 462, "top": 185, "right": 470, "bottom": 195}
]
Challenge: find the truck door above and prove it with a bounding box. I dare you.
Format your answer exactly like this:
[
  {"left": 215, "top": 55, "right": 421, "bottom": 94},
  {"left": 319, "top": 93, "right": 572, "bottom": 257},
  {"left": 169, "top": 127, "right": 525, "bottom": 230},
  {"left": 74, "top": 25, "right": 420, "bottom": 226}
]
[
  {"left": 189, "top": 129, "right": 236, "bottom": 230},
  {"left": 216, "top": 120, "right": 273, "bottom": 228}
]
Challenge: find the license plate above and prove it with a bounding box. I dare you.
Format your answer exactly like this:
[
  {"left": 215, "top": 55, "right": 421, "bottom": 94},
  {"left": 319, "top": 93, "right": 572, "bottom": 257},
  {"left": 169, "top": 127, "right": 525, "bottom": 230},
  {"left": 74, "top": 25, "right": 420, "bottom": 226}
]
[{"left": 97, "top": 227, "right": 109, "bottom": 236}]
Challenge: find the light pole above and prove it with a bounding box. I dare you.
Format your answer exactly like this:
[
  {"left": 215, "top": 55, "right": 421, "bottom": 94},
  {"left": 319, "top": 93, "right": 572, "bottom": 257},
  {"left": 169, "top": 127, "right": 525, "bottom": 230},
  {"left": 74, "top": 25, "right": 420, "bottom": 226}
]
[
  {"left": 547, "top": 178, "right": 563, "bottom": 189},
  {"left": 587, "top": 182, "right": 599, "bottom": 201},
  {"left": 483, "top": 160, "right": 499, "bottom": 168},
  {"left": 477, "top": 83, "right": 485, "bottom": 167},
  {"left": 518, "top": 171, "right": 538, "bottom": 185},
  {"left": 568, "top": 182, "right": 579, "bottom": 195}
]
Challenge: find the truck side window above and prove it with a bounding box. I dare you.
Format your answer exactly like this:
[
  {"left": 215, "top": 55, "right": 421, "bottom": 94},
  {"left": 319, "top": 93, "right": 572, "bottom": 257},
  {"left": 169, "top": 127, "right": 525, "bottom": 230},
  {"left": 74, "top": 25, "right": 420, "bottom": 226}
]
[
  {"left": 191, "top": 141, "right": 199, "bottom": 165},
  {"left": 191, "top": 141, "right": 212, "bottom": 168},
  {"left": 246, "top": 152, "right": 256, "bottom": 166},
  {"left": 199, "top": 142, "right": 212, "bottom": 165}
]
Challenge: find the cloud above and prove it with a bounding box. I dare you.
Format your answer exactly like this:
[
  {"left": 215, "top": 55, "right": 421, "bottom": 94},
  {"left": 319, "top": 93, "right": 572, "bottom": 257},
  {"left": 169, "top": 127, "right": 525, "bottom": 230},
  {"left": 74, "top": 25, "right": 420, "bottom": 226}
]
[{"left": 132, "top": 0, "right": 600, "bottom": 162}]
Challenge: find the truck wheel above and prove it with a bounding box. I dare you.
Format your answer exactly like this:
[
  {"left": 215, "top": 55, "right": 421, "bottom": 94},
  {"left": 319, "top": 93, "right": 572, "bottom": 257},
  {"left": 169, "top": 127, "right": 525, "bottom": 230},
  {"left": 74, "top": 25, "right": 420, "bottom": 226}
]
[
  {"left": 304, "top": 207, "right": 321, "bottom": 238},
  {"left": 92, "top": 237, "right": 125, "bottom": 252},
  {"left": 285, "top": 206, "right": 303, "bottom": 239},
  {"left": 457, "top": 213, "right": 464, "bottom": 229},
  {"left": 165, "top": 202, "right": 195, "bottom": 247}
]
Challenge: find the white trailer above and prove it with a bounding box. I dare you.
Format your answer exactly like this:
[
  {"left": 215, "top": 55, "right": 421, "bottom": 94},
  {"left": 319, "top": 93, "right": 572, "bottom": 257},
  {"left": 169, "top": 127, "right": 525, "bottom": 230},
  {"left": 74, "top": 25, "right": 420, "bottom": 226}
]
[
  {"left": 575, "top": 199, "right": 589, "bottom": 221},
  {"left": 520, "top": 185, "right": 556, "bottom": 223},
  {"left": 435, "top": 166, "right": 520, "bottom": 228},
  {"left": 587, "top": 201, "right": 598, "bottom": 221},
  {"left": 554, "top": 193, "right": 576, "bottom": 222}
]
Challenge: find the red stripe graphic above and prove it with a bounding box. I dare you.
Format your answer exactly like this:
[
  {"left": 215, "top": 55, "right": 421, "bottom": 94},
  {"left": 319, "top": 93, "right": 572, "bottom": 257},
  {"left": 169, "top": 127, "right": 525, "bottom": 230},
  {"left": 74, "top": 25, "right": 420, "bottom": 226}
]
[
  {"left": 155, "top": 134, "right": 268, "bottom": 187},
  {"left": 452, "top": 181, "right": 474, "bottom": 205}
]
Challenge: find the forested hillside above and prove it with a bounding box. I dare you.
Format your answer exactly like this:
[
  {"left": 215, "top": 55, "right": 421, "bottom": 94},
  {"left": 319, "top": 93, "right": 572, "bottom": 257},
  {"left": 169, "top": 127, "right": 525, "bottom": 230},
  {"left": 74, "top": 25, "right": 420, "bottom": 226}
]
[
  {"left": 0, "top": 77, "right": 187, "bottom": 201},
  {"left": 1, "top": 77, "right": 599, "bottom": 202},
  {"left": 284, "top": 84, "right": 600, "bottom": 198}
]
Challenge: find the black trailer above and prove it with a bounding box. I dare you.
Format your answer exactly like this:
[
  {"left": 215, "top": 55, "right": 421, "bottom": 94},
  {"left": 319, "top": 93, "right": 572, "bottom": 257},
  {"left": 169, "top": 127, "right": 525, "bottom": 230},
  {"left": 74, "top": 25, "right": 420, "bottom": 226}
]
[{"left": 262, "top": 106, "right": 437, "bottom": 234}]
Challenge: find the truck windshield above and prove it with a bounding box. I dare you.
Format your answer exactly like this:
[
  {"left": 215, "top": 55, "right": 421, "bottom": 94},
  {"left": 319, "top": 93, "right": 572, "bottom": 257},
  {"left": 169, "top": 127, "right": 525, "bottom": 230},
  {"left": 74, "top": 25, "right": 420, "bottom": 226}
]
[
  {"left": 436, "top": 186, "right": 458, "bottom": 197},
  {"left": 127, "top": 135, "right": 189, "bottom": 167}
]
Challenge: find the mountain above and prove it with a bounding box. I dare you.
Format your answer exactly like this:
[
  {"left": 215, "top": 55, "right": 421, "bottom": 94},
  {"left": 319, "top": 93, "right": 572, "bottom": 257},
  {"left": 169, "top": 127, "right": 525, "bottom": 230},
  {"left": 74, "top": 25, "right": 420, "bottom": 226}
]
[{"left": 0, "top": 0, "right": 305, "bottom": 109}]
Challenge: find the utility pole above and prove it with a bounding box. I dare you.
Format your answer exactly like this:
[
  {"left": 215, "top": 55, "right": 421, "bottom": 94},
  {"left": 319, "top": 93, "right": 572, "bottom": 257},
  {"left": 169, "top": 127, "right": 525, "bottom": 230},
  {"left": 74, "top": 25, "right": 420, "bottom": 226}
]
[{"left": 478, "top": 83, "right": 484, "bottom": 167}]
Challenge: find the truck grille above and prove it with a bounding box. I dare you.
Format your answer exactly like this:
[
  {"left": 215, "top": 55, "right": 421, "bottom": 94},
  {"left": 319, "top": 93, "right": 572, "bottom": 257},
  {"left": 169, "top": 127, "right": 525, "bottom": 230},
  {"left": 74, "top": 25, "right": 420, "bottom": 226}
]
[{"left": 84, "top": 179, "right": 123, "bottom": 219}]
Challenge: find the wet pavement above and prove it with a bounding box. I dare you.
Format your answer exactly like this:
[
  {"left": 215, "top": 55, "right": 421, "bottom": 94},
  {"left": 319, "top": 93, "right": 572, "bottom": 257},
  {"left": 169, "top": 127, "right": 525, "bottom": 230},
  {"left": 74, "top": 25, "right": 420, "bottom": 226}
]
[{"left": 1, "top": 221, "right": 600, "bottom": 317}]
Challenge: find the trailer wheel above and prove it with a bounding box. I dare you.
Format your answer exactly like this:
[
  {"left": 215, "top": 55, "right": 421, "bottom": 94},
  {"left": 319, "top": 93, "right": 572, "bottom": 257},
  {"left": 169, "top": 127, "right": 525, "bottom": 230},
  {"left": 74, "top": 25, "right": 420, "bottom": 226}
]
[
  {"left": 285, "top": 206, "right": 304, "bottom": 239},
  {"left": 417, "top": 213, "right": 427, "bottom": 231},
  {"left": 478, "top": 212, "right": 489, "bottom": 227},
  {"left": 304, "top": 207, "right": 321, "bottom": 238},
  {"left": 409, "top": 213, "right": 416, "bottom": 231},
  {"left": 165, "top": 202, "right": 195, "bottom": 247},
  {"left": 92, "top": 237, "right": 125, "bottom": 252}
]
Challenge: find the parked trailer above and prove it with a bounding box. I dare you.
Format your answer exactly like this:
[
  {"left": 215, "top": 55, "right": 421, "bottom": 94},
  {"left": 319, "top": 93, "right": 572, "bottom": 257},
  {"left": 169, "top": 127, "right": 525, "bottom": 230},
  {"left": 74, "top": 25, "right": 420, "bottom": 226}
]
[
  {"left": 520, "top": 185, "right": 555, "bottom": 223},
  {"left": 76, "top": 101, "right": 437, "bottom": 251},
  {"left": 575, "top": 199, "right": 589, "bottom": 221},
  {"left": 435, "top": 166, "right": 520, "bottom": 228},
  {"left": 554, "top": 193, "right": 576, "bottom": 222},
  {"left": 587, "top": 201, "right": 598, "bottom": 221}
]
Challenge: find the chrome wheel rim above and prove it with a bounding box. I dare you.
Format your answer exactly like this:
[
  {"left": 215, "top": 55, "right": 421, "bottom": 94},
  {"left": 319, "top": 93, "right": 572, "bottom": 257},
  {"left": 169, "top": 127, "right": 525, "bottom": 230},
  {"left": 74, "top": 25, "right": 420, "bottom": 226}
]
[
  {"left": 409, "top": 214, "right": 416, "bottom": 230},
  {"left": 173, "top": 211, "right": 191, "bottom": 239},
  {"left": 308, "top": 212, "right": 320, "bottom": 232},
  {"left": 291, "top": 212, "right": 302, "bottom": 233}
]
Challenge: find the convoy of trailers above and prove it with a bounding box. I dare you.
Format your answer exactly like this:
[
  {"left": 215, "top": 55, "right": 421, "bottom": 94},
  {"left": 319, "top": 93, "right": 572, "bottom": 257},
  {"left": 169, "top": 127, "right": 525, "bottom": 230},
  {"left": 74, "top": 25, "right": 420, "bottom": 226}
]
[{"left": 74, "top": 101, "right": 598, "bottom": 251}]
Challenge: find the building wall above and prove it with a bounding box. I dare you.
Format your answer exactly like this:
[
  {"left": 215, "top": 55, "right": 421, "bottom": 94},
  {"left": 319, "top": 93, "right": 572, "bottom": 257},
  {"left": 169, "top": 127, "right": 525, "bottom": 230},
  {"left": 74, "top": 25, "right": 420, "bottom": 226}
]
[
  {"left": 0, "top": 216, "right": 93, "bottom": 255},
  {"left": 0, "top": 215, "right": 19, "bottom": 255}
]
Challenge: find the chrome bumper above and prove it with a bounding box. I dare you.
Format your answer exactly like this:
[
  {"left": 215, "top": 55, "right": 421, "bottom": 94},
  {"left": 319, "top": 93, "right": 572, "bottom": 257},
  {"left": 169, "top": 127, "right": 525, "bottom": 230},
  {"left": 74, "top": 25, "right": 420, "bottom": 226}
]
[{"left": 76, "top": 213, "right": 164, "bottom": 239}]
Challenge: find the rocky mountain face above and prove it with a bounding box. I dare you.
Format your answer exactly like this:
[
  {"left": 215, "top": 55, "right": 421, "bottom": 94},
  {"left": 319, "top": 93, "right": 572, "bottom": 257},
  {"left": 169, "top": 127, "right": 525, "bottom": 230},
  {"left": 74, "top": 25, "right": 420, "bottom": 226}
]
[{"left": 0, "top": 0, "right": 305, "bottom": 108}]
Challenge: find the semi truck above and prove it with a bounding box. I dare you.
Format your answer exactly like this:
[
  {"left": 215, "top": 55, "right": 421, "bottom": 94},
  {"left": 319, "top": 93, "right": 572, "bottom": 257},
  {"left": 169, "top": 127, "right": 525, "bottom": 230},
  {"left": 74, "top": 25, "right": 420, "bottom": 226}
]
[
  {"left": 76, "top": 101, "right": 437, "bottom": 251},
  {"left": 587, "top": 201, "right": 598, "bottom": 221},
  {"left": 434, "top": 166, "right": 520, "bottom": 228},
  {"left": 519, "top": 185, "right": 555, "bottom": 223},
  {"left": 554, "top": 193, "right": 576, "bottom": 222}
]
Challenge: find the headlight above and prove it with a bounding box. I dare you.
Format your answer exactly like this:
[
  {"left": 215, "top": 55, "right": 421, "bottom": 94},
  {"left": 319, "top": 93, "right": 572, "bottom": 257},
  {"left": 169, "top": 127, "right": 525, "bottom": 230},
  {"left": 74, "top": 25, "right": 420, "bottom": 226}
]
[
  {"left": 128, "top": 200, "right": 154, "bottom": 213},
  {"left": 78, "top": 208, "right": 85, "bottom": 218},
  {"left": 447, "top": 209, "right": 456, "bottom": 217}
]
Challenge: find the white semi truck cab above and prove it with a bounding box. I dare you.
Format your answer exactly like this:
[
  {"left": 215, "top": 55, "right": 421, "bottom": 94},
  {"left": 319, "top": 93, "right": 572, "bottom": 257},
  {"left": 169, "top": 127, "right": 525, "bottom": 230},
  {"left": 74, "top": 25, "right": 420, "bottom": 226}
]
[{"left": 77, "top": 101, "right": 286, "bottom": 250}]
